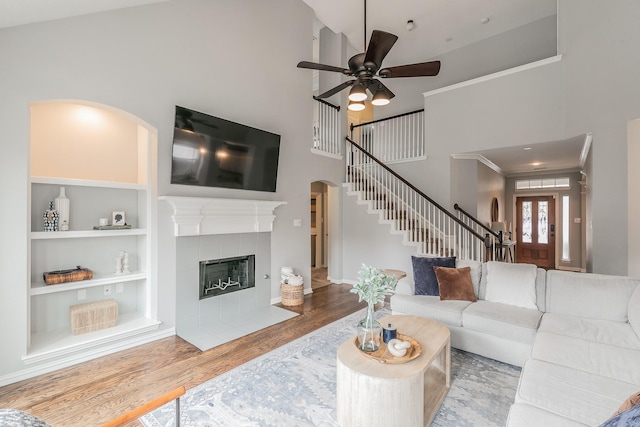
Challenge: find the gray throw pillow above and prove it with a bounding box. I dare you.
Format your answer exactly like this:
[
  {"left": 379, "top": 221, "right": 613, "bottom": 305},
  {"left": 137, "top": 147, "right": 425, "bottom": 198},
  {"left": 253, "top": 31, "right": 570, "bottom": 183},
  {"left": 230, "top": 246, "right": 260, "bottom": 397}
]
[{"left": 411, "top": 256, "right": 456, "bottom": 296}]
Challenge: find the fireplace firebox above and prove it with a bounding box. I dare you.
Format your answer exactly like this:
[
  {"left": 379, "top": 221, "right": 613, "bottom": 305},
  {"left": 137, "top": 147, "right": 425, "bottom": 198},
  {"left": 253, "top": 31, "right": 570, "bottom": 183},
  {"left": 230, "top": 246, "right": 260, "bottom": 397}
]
[{"left": 199, "top": 255, "right": 255, "bottom": 300}]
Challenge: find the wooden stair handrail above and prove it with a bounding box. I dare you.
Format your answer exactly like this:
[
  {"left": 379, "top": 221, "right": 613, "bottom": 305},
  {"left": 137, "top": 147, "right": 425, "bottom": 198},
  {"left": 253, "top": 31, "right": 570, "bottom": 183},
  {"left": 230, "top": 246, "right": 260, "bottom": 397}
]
[
  {"left": 101, "top": 386, "right": 185, "bottom": 427},
  {"left": 350, "top": 108, "right": 424, "bottom": 131},
  {"left": 346, "top": 137, "right": 484, "bottom": 242},
  {"left": 453, "top": 203, "right": 500, "bottom": 240}
]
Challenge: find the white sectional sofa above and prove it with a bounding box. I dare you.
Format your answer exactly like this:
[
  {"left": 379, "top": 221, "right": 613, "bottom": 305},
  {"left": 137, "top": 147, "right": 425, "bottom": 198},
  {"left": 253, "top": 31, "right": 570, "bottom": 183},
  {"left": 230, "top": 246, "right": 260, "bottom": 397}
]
[{"left": 389, "top": 260, "right": 640, "bottom": 426}]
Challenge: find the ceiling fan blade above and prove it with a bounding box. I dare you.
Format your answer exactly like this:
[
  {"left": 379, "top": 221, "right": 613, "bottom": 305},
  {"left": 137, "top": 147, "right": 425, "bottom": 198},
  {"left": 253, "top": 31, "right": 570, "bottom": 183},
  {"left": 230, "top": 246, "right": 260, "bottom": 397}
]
[
  {"left": 364, "top": 30, "right": 398, "bottom": 69},
  {"left": 315, "top": 80, "right": 355, "bottom": 99},
  {"left": 379, "top": 61, "right": 441, "bottom": 78},
  {"left": 297, "top": 61, "right": 352, "bottom": 75},
  {"left": 370, "top": 80, "right": 395, "bottom": 100}
]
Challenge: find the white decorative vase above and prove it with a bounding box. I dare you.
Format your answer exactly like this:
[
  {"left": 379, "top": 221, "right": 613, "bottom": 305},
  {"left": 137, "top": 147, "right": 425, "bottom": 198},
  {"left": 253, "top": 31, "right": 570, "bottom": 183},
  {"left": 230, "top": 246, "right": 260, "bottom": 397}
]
[{"left": 55, "top": 187, "right": 70, "bottom": 231}]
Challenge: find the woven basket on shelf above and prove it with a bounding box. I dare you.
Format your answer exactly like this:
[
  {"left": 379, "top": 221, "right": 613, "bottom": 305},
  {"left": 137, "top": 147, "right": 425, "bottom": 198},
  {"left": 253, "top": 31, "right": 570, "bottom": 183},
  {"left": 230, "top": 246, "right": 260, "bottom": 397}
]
[{"left": 281, "top": 283, "right": 304, "bottom": 306}]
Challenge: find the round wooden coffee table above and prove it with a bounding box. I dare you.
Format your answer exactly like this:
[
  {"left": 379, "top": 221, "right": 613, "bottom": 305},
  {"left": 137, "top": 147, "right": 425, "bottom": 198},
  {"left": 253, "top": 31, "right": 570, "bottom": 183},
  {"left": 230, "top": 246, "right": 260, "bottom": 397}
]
[{"left": 336, "top": 315, "right": 450, "bottom": 427}]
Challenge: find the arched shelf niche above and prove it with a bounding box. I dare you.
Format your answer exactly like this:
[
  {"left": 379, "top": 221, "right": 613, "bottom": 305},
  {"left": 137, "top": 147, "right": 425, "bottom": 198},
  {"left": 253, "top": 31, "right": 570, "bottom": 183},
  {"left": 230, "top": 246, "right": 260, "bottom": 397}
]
[{"left": 26, "top": 99, "right": 162, "bottom": 366}]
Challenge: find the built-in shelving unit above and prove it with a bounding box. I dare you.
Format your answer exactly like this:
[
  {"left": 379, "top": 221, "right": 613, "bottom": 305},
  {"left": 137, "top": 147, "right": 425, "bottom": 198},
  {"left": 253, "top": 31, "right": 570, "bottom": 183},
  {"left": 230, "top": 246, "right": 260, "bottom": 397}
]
[{"left": 25, "top": 101, "right": 162, "bottom": 365}]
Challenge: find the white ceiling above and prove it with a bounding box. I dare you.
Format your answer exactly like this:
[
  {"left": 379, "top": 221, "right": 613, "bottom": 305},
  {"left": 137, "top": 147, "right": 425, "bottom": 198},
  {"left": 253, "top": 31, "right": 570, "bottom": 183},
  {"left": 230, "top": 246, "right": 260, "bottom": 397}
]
[
  {"left": 0, "top": 0, "right": 168, "bottom": 29},
  {"left": 0, "top": 0, "right": 578, "bottom": 176},
  {"left": 466, "top": 134, "right": 590, "bottom": 177},
  {"left": 302, "top": 0, "right": 557, "bottom": 66}
]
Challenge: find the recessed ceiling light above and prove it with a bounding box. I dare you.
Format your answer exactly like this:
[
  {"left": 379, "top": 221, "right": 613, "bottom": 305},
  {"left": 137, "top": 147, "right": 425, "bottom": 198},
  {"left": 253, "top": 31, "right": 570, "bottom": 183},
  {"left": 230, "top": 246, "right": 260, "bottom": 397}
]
[
  {"left": 523, "top": 147, "right": 532, "bottom": 151},
  {"left": 531, "top": 162, "right": 542, "bottom": 166},
  {"left": 480, "top": 17, "right": 490, "bottom": 24}
]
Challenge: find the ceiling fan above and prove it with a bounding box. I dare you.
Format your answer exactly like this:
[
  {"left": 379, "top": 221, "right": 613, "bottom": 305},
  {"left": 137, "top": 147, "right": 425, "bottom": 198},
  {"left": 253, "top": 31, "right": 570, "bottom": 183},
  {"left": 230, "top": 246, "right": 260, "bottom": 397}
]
[{"left": 297, "top": 0, "right": 441, "bottom": 110}]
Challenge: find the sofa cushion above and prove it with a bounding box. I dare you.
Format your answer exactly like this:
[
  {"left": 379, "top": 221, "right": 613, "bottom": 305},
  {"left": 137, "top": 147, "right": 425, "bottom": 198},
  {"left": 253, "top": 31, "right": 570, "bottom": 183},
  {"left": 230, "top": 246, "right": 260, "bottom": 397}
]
[
  {"left": 545, "top": 270, "right": 639, "bottom": 323},
  {"left": 532, "top": 331, "right": 640, "bottom": 384},
  {"left": 515, "top": 359, "right": 639, "bottom": 426},
  {"left": 463, "top": 300, "right": 542, "bottom": 344},
  {"left": 456, "top": 259, "right": 482, "bottom": 295},
  {"left": 479, "top": 264, "right": 546, "bottom": 311},
  {"left": 507, "top": 403, "right": 588, "bottom": 427},
  {"left": 389, "top": 294, "right": 471, "bottom": 327},
  {"left": 434, "top": 266, "right": 477, "bottom": 302},
  {"left": 411, "top": 255, "right": 455, "bottom": 296},
  {"left": 394, "top": 276, "right": 414, "bottom": 296},
  {"left": 628, "top": 285, "right": 640, "bottom": 338},
  {"left": 538, "top": 313, "right": 640, "bottom": 350},
  {"left": 484, "top": 261, "right": 538, "bottom": 310}
]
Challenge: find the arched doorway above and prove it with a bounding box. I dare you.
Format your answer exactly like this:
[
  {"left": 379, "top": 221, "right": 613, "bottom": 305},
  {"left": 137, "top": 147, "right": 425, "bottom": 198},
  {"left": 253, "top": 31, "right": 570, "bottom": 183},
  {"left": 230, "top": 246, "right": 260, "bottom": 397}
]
[
  {"left": 311, "top": 181, "right": 329, "bottom": 289},
  {"left": 311, "top": 180, "right": 341, "bottom": 289}
]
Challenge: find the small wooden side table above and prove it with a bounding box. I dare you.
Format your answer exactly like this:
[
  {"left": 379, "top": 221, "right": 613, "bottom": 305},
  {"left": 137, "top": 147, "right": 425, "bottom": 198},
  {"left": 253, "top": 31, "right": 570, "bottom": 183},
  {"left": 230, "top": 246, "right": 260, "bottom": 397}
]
[
  {"left": 383, "top": 269, "right": 407, "bottom": 280},
  {"left": 336, "top": 315, "right": 451, "bottom": 427}
]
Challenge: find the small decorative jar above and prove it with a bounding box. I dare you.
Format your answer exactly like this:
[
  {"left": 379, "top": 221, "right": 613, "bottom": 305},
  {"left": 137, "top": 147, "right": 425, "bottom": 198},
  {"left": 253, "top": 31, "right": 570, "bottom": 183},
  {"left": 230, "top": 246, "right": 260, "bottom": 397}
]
[{"left": 43, "top": 201, "right": 59, "bottom": 232}]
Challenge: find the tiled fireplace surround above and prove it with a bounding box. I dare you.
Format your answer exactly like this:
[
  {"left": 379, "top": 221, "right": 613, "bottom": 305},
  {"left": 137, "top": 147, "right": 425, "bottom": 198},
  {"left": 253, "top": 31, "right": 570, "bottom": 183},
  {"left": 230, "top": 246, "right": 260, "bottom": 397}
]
[{"left": 162, "top": 196, "right": 297, "bottom": 351}]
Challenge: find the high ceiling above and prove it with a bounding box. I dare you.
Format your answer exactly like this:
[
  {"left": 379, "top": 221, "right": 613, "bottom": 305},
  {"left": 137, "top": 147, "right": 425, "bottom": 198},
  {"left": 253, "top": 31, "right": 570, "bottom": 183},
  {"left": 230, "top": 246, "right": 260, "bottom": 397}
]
[
  {"left": 0, "top": 0, "right": 168, "bottom": 29},
  {"left": 0, "top": 0, "right": 578, "bottom": 175},
  {"left": 302, "top": 0, "right": 557, "bottom": 66}
]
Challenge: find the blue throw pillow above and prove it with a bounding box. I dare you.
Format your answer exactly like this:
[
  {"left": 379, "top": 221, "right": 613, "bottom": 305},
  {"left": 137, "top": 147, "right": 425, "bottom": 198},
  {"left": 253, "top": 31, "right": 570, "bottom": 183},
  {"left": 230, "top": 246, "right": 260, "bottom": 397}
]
[
  {"left": 599, "top": 403, "right": 640, "bottom": 427},
  {"left": 411, "top": 256, "right": 456, "bottom": 296}
]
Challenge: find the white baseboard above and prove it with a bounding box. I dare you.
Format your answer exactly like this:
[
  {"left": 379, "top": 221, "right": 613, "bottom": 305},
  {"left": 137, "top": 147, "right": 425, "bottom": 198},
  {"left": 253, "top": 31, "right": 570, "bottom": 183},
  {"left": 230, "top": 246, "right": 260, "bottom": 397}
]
[{"left": 0, "top": 327, "right": 175, "bottom": 388}]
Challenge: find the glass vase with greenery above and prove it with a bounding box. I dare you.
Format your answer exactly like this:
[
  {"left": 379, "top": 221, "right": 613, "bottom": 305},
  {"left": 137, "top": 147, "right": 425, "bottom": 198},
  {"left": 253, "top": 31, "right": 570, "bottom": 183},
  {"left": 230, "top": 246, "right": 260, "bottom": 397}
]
[{"left": 350, "top": 264, "right": 398, "bottom": 352}]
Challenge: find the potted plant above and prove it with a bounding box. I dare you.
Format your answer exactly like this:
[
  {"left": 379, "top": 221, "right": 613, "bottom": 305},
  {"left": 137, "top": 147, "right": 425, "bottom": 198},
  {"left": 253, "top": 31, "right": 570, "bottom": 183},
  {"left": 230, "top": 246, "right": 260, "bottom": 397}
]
[{"left": 350, "top": 264, "right": 398, "bottom": 352}]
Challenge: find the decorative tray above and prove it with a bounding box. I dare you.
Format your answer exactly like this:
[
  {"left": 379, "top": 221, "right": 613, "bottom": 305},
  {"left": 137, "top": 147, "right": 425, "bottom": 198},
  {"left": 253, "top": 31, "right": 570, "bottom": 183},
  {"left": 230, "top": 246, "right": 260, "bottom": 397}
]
[
  {"left": 354, "top": 332, "right": 422, "bottom": 364},
  {"left": 92, "top": 224, "right": 132, "bottom": 230}
]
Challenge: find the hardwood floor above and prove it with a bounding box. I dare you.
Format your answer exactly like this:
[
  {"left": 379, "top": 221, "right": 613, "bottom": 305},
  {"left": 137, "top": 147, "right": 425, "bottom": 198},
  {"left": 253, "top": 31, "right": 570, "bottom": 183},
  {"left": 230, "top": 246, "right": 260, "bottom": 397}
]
[
  {"left": 0, "top": 284, "right": 365, "bottom": 427},
  {"left": 311, "top": 266, "right": 331, "bottom": 289}
]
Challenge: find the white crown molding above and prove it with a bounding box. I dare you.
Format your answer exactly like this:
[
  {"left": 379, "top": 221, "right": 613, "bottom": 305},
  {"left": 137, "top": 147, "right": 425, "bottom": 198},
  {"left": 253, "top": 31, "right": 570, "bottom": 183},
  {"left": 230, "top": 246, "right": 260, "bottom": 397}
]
[
  {"left": 159, "top": 196, "right": 287, "bottom": 237},
  {"left": 450, "top": 153, "right": 504, "bottom": 176},
  {"left": 580, "top": 133, "right": 593, "bottom": 169},
  {"left": 424, "top": 55, "right": 563, "bottom": 98}
]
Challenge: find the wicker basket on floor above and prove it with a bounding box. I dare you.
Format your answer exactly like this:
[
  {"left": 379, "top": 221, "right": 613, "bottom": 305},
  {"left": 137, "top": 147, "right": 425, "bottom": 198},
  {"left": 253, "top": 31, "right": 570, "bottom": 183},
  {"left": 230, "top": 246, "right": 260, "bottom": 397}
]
[{"left": 281, "top": 283, "right": 304, "bottom": 306}]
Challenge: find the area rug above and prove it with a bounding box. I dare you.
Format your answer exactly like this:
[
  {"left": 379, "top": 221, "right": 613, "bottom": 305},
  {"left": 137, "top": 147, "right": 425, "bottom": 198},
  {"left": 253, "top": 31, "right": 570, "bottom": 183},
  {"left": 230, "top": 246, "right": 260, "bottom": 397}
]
[{"left": 140, "top": 308, "right": 521, "bottom": 426}]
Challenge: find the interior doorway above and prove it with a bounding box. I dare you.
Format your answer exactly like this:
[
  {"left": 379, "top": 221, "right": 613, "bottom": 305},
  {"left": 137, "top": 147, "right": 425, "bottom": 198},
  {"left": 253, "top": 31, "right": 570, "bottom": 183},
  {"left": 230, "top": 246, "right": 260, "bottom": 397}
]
[
  {"left": 311, "top": 181, "right": 331, "bottom": 289},
  {"left": 516, "top": 196, "right": 556, "bottom": 269}
]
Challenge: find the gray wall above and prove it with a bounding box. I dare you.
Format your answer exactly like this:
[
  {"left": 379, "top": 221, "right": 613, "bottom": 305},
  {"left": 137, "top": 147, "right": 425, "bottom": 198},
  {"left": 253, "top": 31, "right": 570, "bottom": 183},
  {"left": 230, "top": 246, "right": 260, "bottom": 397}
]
[
  {"left": 373, "top": 15, "right": 558, "bottom": 119},
  {"left": 419, "top": 58, "right": 564, "bottom": 210},
  {"left": 450, "top": 159, "right": 505, "bottom": 226},
  {"left": 451, "top": 159, "right": 479, "bottom": 216},
  {"left": 628, "top": 119, "right": 640, "bottom": 278},
  {"left": 341, "top": 190, "right": 419, "bottom": 283},
  {"left": 0, "top": 0, "right": 345, "bottom": 379},
  {"left": 412, "top": 0, "right": 640, "bottom": 275},
  {"left": 559, "top": 0, "right": 640, "bottom": 275},
  {"left": 477, "top": 163, "right": 506, "bottom": 226}
]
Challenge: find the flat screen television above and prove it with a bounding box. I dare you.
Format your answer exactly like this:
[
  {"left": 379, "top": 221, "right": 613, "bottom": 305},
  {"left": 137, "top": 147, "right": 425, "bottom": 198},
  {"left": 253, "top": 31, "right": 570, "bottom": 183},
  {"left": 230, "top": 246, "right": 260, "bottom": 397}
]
[{"left": 171, "top": 106, "right": 280, "bottom": 192}]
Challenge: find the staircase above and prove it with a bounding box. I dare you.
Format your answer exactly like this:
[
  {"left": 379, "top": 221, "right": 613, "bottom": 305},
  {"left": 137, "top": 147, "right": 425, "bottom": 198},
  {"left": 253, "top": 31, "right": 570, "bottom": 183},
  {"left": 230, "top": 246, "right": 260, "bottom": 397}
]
[{"left": 345, "top": 136, "right": 489, "bottom": 262}]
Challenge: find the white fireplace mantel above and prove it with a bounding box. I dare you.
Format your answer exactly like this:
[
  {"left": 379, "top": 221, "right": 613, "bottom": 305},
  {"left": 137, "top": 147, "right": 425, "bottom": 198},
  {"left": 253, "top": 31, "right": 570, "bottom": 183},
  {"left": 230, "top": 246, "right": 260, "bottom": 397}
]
[{"left": 159, "top": 196, "right": 287, "bottom": 237}]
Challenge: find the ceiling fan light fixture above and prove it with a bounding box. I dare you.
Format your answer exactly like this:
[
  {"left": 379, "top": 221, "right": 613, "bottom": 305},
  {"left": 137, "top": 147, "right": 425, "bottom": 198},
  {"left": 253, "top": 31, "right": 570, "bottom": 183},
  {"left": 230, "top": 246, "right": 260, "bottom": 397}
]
[
  {"left": 371, "top": 87, "right": 390, "bottom": 106},
  {"left": 348, "top": 100, "right": 366, "bottom": 111},
  {"left": 348, "top": 82, "right": 368, "bottom": 102}
]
